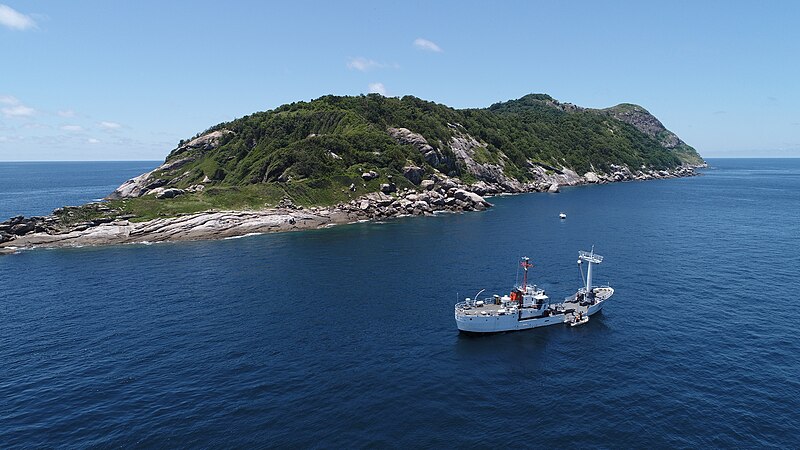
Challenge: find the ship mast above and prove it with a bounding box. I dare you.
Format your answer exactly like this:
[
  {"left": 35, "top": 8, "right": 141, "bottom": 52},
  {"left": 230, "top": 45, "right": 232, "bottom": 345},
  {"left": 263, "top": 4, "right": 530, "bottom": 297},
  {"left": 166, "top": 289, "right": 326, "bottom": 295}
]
[
  {"left": 520, "top": 257, "right": 533, "bottom": 292},
  {"left": 578, "top": 248, "right": 603, "bottom": 294}
]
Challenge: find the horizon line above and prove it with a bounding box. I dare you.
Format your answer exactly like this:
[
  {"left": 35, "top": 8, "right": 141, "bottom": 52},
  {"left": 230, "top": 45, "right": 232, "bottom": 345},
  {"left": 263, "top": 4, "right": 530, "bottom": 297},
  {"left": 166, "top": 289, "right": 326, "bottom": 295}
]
[{"left": 0, "top": 160, "right": 163, "bottom": 163}]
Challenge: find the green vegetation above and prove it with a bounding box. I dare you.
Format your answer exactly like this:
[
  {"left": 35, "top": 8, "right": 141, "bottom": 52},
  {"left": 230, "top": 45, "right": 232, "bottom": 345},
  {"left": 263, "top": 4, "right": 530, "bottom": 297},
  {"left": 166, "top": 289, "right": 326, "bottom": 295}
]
[
  {"left": 112, "top": 178, "right": 393, "bottom": 222},
  {"left": 163, "top": 94, "right": 701, "bottom": 188},
  {"left": 102, "top": 93, "right": 702, "bottom": 219},
  {"left": 669, "top": 145, "right": 705, "bottom": 166}
]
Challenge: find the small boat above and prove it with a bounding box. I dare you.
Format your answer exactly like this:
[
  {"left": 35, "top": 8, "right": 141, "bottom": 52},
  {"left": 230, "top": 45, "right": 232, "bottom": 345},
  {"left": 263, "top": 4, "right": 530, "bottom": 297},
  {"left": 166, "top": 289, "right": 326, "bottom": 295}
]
[
  {"left": 559, "top": 212, "right": 567, "bottom": 219},
  {"left": 570, "top": 314, "right": 589, "bottom": 327}
]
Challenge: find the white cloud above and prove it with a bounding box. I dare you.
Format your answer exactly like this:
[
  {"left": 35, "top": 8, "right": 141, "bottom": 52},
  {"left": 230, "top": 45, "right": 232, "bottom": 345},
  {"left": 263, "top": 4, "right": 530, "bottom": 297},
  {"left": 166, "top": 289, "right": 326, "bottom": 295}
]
[
  {"left": 348, "top": 57, "right": 380, "bottom": 71},
  {"left": 22, "top": 122, "right": 49, "bottom": 130},
  {"left": 57, "top": 109, "right": 76, "bottom": 118},
  {"left": 87, "top": 138, "right": 100, "bottom": 144},
  {"left": 0, "top": 134, "right": 23, "bottom": 142},
  {"left": 0, "top": 96, "right": 35, "bottom": 117},
  {"left": 413, "top": 38, "right": 442, "bottom": 52},
  {"left": 347, "top": 57, "right": 398, "bottom": 72},
  {"left": 99, "top": 121, "right": 121, "bottom": 129},
  {"left": 0, "top": 4, "right": 36, "bottom": 30},
  {"left": 2, "top": 104, "right": 34, "bottom": 117},
  {"left": 368, "top": 82, "right": 387, "bottom": 95},
  {"left": 60, "top": 125, "right": 83, "bottom": 132}
]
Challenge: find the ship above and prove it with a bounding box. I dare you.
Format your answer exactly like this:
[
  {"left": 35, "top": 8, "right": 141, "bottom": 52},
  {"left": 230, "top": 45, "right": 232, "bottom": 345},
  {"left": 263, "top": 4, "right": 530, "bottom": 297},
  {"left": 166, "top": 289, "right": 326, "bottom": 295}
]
[{"left": 454, "top": 249, "right": 613, "bottom": 333}]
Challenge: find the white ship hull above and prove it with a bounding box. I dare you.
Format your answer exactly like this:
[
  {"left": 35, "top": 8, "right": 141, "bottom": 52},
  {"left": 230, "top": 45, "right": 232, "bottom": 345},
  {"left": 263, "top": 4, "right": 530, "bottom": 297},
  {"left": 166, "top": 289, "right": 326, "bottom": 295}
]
[{"left": 455, "top": 299, "right": 606, "bottom": 333}]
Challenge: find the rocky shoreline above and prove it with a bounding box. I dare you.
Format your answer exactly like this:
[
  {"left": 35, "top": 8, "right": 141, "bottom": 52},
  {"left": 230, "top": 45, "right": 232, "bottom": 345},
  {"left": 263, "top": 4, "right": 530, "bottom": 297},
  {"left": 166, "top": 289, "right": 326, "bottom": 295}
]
[{"left": 0, "top": 165, "right": 700, "bottom": 254}]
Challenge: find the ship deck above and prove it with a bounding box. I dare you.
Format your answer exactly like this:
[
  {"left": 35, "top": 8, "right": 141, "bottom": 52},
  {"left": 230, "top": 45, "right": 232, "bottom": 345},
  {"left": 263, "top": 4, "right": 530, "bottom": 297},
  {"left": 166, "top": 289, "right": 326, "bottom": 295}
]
[{"left": 457, "top": 303, "right": 509, "bottom": 316}]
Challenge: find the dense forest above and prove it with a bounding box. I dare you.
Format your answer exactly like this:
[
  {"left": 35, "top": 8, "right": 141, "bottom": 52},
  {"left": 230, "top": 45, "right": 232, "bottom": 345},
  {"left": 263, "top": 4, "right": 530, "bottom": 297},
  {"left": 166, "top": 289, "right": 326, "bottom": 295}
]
[{"left": 160, "top": 93, "right": 702, "bottom": 191}]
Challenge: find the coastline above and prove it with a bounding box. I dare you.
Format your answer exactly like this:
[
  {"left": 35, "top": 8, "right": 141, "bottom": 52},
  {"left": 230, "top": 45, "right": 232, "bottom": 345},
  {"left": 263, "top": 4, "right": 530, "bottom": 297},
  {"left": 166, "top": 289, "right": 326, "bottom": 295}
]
[{"left": 0, "top": 165, "right": 701, "bottom": 253}]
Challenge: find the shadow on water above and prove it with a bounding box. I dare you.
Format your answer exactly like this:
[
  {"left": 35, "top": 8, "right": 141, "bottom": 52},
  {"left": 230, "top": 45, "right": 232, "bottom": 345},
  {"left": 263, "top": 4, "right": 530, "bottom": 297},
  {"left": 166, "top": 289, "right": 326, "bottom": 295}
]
[{"left": 458, "top": 322, "right": 556, "bottom": 344}]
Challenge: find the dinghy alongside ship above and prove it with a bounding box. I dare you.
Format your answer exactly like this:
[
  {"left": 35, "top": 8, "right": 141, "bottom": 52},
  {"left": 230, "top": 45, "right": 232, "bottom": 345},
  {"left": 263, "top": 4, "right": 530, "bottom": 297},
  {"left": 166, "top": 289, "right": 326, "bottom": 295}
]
[{"left": 454, "top": 249, "right": 613, "bottom": 333}]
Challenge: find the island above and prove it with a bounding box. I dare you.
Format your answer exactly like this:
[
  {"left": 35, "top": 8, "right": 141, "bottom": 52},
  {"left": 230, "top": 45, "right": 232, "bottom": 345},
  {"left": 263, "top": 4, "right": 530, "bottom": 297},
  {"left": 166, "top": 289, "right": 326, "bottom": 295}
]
[{"left": 0, "top": 93, "right": 704, "bottom": 252}]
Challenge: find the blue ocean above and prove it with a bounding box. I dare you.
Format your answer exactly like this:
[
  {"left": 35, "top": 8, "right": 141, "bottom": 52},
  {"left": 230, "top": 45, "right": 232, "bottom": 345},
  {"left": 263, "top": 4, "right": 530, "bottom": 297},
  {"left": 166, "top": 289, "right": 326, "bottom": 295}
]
[
  {"left": 1, "top": 159, "right": 798, "bottom": 448},
  {"left": 0, "top": 161, "right": 159, "bottom": 220}
]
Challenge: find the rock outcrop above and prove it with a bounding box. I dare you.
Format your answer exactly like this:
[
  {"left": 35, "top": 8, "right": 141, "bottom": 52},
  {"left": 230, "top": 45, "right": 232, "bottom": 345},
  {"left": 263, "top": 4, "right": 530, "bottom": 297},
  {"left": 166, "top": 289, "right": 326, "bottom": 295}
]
[
  {"left": 0, "top": 163, "right": 700, "bottom": 253},
  {"left": 1, "top": 175, "right": 493, "bottom": 251},
  {"left": 107, "top": 130, "right": 232, "bottom": 200},
  {"left": 387, "top": 127, "right": 452, "bottom": 170},
  {"left": 155, "top": 188, "right": 185, "bottom": 199},
  {"left": 602, "top": 103, "right": 704, "bottom": 166},
  {"left": 402, "top": 165, "right": 425, "bottom": 185},
  {"left": 604, "top": 104, "right": 676, "bottom": 143},
  {"left": 171, "top": 130, "right": 234, "bottom": 156},
  {"left": 445, "top": 128, "right": 526, "bottom": 192}
]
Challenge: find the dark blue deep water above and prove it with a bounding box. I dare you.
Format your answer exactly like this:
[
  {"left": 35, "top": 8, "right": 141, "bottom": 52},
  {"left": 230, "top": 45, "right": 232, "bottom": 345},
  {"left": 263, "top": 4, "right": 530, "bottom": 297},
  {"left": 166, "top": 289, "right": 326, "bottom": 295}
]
[
  {"left": 0, "top": 161, "right": 159, "bottom": 219},
  {"left": 1, "top": 159, "right": 799, "bottom": 448}
]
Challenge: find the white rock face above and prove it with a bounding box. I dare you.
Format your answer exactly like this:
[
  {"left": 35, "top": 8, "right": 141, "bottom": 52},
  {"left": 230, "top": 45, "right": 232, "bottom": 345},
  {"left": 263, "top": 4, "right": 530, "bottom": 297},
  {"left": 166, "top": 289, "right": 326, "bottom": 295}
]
[
  {"left": 452, "top": 189, "right": 488, "bottom": 206},
  {"left": 465, "top": 191, "right": 486, "bottom": 205},
  {"left": 109, "top": 171, "right": 159, "bottom": 199},
  {"left": 5, "top": 210, "right": 334, "bottom": 248},
  {"left": 107, "top": 130, "right": 233, "bottom": 200},
  {"left": 448, "top": 131, "right": 525, "bottom": 193},
  {"left": 387, "top": 127, "right": 442, "bottom": 167},
  {"left": 412, "top": 200, "right": 430, "bottom": 211},
  {"left": 584, "top": 172, "right": 600, "bottom": 183},
  {"left": 177, "top": 130, "right": 233, "bottom": 152}
]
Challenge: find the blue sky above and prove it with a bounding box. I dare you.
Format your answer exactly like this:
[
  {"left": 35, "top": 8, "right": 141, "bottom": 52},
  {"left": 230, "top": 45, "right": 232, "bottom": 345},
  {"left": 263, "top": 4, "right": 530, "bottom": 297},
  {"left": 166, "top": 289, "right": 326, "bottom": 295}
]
[{"left": 1, "top": 0, "right": 798, "bottom": 160}]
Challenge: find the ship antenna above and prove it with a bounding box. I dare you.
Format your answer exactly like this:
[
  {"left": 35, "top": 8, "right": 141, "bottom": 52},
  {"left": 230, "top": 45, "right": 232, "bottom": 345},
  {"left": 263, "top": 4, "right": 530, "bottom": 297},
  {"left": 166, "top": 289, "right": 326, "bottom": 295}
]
[{"left": 520, "top": 257, "right": 533, "bottom": 291}]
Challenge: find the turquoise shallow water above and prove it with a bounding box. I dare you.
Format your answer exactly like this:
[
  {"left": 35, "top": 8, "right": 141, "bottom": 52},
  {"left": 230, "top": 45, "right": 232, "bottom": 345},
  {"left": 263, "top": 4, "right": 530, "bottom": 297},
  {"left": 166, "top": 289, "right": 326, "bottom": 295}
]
[{"left": 1, "top": 159, "right": 799, "bottom": 447}]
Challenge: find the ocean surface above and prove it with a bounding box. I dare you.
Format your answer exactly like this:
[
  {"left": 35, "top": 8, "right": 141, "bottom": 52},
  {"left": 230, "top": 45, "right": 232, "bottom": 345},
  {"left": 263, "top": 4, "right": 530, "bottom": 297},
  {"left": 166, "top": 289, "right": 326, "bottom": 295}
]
[
  {"left": 1, "top": 159, "right": 799, "bottom": 448},
  {"left": 0, "top": 161, "right": 160, "bottom": 219}
]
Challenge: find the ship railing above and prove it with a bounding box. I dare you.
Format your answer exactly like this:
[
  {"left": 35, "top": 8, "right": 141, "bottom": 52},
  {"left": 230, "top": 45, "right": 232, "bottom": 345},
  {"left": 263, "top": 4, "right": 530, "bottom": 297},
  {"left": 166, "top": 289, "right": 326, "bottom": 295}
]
[
  {"left": 579, "top": 251, "right": 603, "bottom": 263},
  {"left": 455, "top": 301, "right": 475, "bottom": 311},
  {"left": 455, "top": 300, "right": 502, "bottom": 314},
  {"left": 457, "top": 297, "right": 489, "bottom": 307},
  {"left": 575, "top": 284, "right": 612, "bottom": 293}
]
